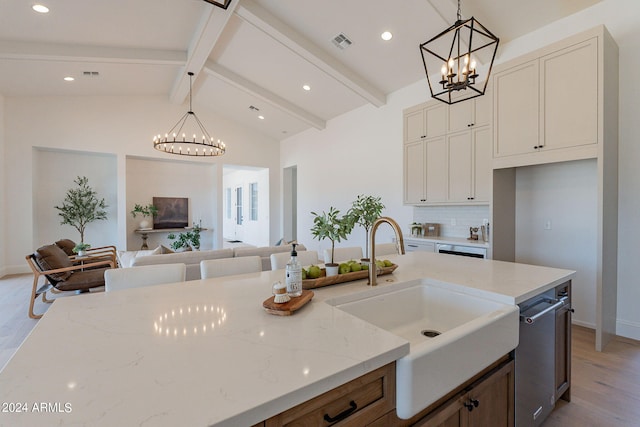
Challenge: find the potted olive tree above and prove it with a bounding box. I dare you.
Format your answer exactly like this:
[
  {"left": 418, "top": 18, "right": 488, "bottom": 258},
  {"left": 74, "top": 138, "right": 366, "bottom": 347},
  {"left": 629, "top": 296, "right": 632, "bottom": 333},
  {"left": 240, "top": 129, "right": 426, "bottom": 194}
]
[
  {"left": 55, "top": 176, "right": 108, "bottom": 248},
  {"left": 310, "top": 207, "right": 354, "bottom": 276},
  {"left": 130, "top": 203, "right": 158, "bottom": 230},
  {"left": 348, "top": 194, "right": 385, "bottom": 260}
]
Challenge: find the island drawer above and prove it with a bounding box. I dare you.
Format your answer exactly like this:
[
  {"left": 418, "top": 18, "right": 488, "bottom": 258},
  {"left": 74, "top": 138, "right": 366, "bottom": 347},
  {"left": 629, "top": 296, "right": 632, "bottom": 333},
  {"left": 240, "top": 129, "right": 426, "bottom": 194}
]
[{"left": 265, "top": 362, "right": 395, "bottom": 426}]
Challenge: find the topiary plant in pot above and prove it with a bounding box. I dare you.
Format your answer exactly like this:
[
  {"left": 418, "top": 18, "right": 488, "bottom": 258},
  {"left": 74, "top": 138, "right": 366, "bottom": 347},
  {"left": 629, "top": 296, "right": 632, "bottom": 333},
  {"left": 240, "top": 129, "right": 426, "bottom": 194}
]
[
  {"left": 310, "top": 207, "right": 355, "bottom": 276},
  {"left": 348, "top": 194, "right": 385, "bottom": 260},
  {"left": 55, "top": 176, "right": 108, "bottom": 245}
]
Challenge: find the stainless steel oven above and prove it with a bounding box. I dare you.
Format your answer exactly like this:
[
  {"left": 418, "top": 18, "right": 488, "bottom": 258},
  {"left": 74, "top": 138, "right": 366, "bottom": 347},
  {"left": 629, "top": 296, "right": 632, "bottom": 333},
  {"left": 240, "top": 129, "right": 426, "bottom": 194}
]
[{"left": 436, "top": 243, "right": 487, "bottom": 258}]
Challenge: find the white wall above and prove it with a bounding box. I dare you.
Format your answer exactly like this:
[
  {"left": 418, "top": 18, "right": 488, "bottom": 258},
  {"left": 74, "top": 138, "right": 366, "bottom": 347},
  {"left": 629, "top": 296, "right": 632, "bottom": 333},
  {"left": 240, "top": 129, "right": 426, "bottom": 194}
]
[
  {"left": 33, "top": 149, "right": 118, "bottom": 248},
  {"left": 0, "top": 95, "right": 5, "bottom": 277},
  {"left": 280, "top": 84, "right": 432, "bottom": 256},
  {"left": 280, "top": 0, "right": 640, "bottom": 340},
  {"left": 126, "top": 157, "right": 217, "bottom": 251},
  {"left": 222, "top": 166, "right": 270, "bottom": 247},
  {"left": 2, "top": 95, "right": 280, "bottom": 274},
  {"left": 515, "top": 160, "right": 598, "bottom": 328}
]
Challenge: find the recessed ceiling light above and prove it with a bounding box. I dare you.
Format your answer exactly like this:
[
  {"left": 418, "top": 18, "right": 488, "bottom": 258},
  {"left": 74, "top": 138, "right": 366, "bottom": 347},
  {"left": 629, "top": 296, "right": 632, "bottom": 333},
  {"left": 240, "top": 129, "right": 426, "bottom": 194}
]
[
  {"left": 63, "top": 76, "right": 75, "bottom": 82},
  {"left": 32, "top": 4, "right": 49, "bottom": 13},
  {"left": 381, "top": 31, "right": 393, "bottom": 41},
  {"left": 258, "top": 115, "right": 265, "bottom": 120},
  {"left": 302, "top": 84, "right": 311, "bottom": 91}
]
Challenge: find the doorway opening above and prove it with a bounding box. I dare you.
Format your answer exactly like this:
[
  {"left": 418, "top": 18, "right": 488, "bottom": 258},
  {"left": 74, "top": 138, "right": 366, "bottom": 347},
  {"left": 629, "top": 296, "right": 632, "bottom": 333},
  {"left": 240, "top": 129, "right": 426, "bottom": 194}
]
[
  {"left": 283, "top": 166, "right": 297, "bottom": 242},
  {"left": 222, "top": 165, "right": 269, "bottom": 247}
]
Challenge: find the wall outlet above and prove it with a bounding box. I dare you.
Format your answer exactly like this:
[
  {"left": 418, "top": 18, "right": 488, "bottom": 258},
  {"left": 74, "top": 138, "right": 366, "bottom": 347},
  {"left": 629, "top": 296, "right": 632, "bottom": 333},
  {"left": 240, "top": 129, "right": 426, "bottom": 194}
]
[
  {"left": 451, "top": 218, "right": 457, "bottom": 226},
  {"left": 544, "top": 220, "right": 552, "bottom": 230}
]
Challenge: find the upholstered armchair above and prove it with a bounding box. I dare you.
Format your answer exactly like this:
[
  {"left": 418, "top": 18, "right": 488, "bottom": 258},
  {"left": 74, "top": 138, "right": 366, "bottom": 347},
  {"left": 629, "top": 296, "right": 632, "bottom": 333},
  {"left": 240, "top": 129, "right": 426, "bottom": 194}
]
[{"left": 25, "top": 243, "right": 116, "bottom": 319}]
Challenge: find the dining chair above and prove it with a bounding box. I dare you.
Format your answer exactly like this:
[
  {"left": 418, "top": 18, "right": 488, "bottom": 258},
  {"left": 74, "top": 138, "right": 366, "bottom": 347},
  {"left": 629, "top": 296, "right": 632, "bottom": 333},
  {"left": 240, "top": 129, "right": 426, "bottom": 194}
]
[
  {"left": 104, "top": 263, "right": 186, "bottom": 292},
  {"left": 323, "top": 247, "right": 363, "bottom": 263},
  {"left": 270, "top": 250, "right": 320, "bottom": 270},
  {"left": 200, "top": 256, "right": 262, "bottom": 279}
]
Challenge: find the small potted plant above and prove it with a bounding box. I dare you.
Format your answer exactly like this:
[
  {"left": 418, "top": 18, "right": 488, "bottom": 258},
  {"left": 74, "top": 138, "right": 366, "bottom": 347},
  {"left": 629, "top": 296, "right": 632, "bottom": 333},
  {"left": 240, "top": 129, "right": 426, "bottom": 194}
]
[
  {"left": 310, "top": 207, "right": 355, "bottom": 276},
  {"left": 167, "top": 225, "right": 201, "bottom": 251},
  {"left": 348, "top": 194, "right": 385, "bottom": 260},
  {"left": 73, "top": 242, "right": 91, "bottom": 257},
  {"left": 130, "top": 203, "right": 158, "bottom": 230}
]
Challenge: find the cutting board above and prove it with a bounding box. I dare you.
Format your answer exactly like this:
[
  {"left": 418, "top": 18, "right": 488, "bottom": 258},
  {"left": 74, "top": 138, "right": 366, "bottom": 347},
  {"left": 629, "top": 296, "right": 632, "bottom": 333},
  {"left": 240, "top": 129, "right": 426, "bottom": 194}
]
[{"left": 263, "top": 289, "right": 314, "bottom": 316}]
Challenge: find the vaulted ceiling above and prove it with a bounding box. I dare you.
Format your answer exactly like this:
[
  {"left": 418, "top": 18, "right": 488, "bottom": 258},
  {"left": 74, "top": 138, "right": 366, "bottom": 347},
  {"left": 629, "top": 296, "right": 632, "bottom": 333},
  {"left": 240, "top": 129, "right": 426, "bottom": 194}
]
[{"left": 0, "top": 0, "right": 600, "bottom": 141}]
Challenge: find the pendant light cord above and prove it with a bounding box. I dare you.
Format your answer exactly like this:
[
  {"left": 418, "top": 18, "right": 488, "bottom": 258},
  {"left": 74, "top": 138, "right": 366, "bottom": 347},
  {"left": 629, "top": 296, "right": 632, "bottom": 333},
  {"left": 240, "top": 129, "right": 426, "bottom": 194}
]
[
  {"left": 457, "top": 0, "right": 462, "bottom": 22},
  {"left": 188, "top": 72, "right": 194, "bottom": 114}
]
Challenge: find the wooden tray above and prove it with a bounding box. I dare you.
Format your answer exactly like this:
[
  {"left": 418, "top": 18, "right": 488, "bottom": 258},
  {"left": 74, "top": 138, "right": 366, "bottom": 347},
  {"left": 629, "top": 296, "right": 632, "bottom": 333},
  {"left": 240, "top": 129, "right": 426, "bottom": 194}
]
[
  {"left": 302, "top": 264, "right": 397, "bottom": 290},
  {"left": 263, "top": 289, "right": 314, "bottom": 316}
]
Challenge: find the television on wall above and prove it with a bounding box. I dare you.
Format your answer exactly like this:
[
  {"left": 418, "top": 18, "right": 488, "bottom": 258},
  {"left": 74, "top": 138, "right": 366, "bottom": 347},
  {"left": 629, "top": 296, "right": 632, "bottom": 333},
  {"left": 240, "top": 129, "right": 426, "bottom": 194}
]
[{"left": 153, "top": 197, "right": 188, "bottom": 229}]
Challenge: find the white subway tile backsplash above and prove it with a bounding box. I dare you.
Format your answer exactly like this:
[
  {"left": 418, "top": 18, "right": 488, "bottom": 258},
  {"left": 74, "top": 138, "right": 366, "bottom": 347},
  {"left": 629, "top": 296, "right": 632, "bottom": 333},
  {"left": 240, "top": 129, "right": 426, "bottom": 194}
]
[{"left": 413, "top": 205, "right": 490, "bottom": 238}]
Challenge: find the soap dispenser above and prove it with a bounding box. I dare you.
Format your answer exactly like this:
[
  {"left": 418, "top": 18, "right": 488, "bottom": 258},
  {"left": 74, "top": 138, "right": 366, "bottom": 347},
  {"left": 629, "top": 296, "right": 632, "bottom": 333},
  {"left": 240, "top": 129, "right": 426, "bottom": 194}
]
[{"left": 285, "top": 243, "right": 303, "bottom": 297}]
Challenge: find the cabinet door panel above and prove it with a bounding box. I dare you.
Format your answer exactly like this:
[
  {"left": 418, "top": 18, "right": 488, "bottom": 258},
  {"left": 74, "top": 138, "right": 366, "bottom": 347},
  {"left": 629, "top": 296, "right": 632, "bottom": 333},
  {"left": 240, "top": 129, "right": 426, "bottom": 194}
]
[
  {"left": 426, "top": 137, "right": 448, "bottom": 202},
  {"left": 405, "top": 109, "right": 426, "bottom": 142},
  {"left": 448, "top": 132, "right": 472, "bottom": 202},
  {"left": 426, "top": 104, "right": 449, "bottom": 138},
  {"left": 467, "top": 360, "right": 514, "bottom": 427},
  {"left": 541, "top": 38, "right": 598, "bottom": 150},
  {"left": 449, "top": 101, "right": 474, "bottom": 133},
  {"left": 494, "top": 61, "right": 539, "bottom": 157},
  {"left": 473, "top": 127, "right": 492, "bottom": 202},
  {"left": 474, "top": 93, "right": 492, "bottom": 128},
  {"left": 404, "top": 141, "right": 426, "bottom": 204}
]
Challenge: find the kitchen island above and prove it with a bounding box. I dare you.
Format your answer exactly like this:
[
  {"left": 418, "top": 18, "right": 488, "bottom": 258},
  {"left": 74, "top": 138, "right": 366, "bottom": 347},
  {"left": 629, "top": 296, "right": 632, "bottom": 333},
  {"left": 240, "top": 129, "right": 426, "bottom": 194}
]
[{"left": 0, "top": 251, "right": 574, "bottom": 427}]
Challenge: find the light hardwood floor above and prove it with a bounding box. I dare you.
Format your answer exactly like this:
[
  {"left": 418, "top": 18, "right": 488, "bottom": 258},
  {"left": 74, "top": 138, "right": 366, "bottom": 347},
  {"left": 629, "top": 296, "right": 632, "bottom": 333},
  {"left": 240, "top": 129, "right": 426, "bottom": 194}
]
[{"left": 1, "top": 273, "right": 639, "bottom": 426}]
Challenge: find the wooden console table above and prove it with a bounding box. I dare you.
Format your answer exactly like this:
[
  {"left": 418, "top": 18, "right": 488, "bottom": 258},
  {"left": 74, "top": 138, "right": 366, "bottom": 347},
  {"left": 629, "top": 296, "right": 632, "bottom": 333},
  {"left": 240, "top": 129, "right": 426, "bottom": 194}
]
[{"left": 134, "top": 228, "right": 208, "bottom": 250}]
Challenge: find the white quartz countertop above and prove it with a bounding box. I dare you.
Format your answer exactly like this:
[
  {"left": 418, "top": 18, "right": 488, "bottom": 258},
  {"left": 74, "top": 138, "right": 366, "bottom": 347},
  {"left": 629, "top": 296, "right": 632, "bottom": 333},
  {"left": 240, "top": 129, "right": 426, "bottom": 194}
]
[
  {"left": 0, "top": 251, "right": 574, "bottom": 427},
  {"left": 403, "top": 235, "right": 490, "bottom": 248}
]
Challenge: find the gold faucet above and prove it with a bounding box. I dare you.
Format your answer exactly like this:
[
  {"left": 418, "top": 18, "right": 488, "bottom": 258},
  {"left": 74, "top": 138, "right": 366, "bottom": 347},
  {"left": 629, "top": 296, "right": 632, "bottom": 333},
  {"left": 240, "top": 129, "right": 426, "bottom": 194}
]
[{"left": 368, "top": 216, "right": 405, "bottom": 286}]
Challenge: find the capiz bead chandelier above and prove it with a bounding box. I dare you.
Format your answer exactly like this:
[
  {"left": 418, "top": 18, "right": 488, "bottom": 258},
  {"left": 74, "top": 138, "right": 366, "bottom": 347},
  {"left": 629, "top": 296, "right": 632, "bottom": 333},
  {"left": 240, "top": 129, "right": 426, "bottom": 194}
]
[
  {"left": 419, "top": 0, "right": 499, "bottom": 105},
  {"left": 153, "top": 72, "right": 226, "bottom": 157}
]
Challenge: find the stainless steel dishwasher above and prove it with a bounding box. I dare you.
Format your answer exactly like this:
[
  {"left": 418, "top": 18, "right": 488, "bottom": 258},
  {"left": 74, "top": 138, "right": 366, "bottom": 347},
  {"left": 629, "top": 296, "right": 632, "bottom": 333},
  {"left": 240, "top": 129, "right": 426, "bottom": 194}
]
[{"left": 515, "top": 288, "right": 568, "bottom": 427}]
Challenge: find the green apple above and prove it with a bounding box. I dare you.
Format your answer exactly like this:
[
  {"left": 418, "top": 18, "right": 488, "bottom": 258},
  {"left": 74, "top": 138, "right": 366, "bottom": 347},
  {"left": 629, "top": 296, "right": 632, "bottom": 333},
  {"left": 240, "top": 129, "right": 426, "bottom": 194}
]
[
  {"left": 350, "top": 263, "right": 362, "bottom": 272},
  {"left": 307, "top": 265, "right": 322, "bottom": 279},
  {"left": 383, "top": 259, "right": 393, "bottom": 267},
  {"left": 339, "top": 263, "right": 351, "bottom": 274},
  {"left": 302, "top": 268, "right": 307, "bottom": 280}
]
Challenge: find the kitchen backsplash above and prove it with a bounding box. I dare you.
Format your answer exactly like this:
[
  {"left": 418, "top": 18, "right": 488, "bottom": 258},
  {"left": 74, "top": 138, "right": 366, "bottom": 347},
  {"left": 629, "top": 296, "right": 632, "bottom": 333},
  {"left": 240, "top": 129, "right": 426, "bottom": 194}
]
[{"left": 413, "top": 205, "right": 490, "bottom": 239}]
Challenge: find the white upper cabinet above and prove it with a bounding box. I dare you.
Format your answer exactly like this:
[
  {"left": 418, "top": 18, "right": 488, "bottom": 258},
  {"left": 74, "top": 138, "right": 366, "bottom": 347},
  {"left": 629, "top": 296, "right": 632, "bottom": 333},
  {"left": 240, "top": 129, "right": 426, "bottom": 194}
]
[
  {"left": 403, "top": 92, "right": 493, "bottom": 206},
  {"left": 492, "top": 31, "right": 600, "bottom": 168},
  {"left": 403, "top": 140, "right": 426, "bottom": 204},
  {"left": 541, "top": 38, "right": 598, "bottom": 151},
  {"left": 493, "top": 61, "right": 540, "bottom": 158},
  {"left": 449, "top": 92, "right": 492, "bottom": 133},
  {"left": 403, "top": 103, "right": 448, "bottom": 143}
]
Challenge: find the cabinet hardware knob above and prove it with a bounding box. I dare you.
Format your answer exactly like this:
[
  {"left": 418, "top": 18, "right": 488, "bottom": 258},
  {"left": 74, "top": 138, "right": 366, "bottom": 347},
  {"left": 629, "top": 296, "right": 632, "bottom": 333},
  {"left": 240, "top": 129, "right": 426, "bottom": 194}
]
[
  {"left": 323, "top": 400, "right": 357, "bottom": 423},
  {"left": 464, "top": 399, "right": 480, "bottom": 411}
]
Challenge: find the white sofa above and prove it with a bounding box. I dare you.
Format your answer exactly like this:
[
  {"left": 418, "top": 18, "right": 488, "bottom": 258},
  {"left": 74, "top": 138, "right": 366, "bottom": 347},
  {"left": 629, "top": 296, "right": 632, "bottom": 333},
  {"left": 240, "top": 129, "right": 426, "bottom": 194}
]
[{"left": 119, "top": 244, "right": 305, "bottom": 281}]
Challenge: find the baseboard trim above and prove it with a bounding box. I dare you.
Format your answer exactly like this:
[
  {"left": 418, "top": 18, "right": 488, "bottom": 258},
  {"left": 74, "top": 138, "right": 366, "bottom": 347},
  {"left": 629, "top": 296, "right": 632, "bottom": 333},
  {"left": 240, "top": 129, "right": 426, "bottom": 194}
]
[
  {"left": 572, "top": 319, "right": 595, "bottom": 329},
  {"left": 616, "top": 319, "right": 640, "bottom": 341},
  {"left": 0, "top": 265, "right": 30, "bottom": 278}
]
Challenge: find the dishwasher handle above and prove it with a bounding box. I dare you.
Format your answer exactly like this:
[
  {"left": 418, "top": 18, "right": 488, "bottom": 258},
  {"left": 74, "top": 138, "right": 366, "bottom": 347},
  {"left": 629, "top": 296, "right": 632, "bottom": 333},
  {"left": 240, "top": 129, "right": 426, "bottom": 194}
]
[{"left": 521, "top": 299, "right": 566, "bottom": 324}]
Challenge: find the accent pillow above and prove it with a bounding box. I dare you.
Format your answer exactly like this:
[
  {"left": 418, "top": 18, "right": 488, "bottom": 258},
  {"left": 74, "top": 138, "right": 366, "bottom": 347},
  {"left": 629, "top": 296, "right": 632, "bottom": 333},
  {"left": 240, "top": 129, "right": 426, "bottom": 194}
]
[
  {"left": 55, "top": 239, "right": 76, "bottom": 256},
  {"left": 35, "top": 244, "right": 74, "bottom": 281},
  {"left": 160, "top": 245, "right": 174, "bottom": 254}
]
